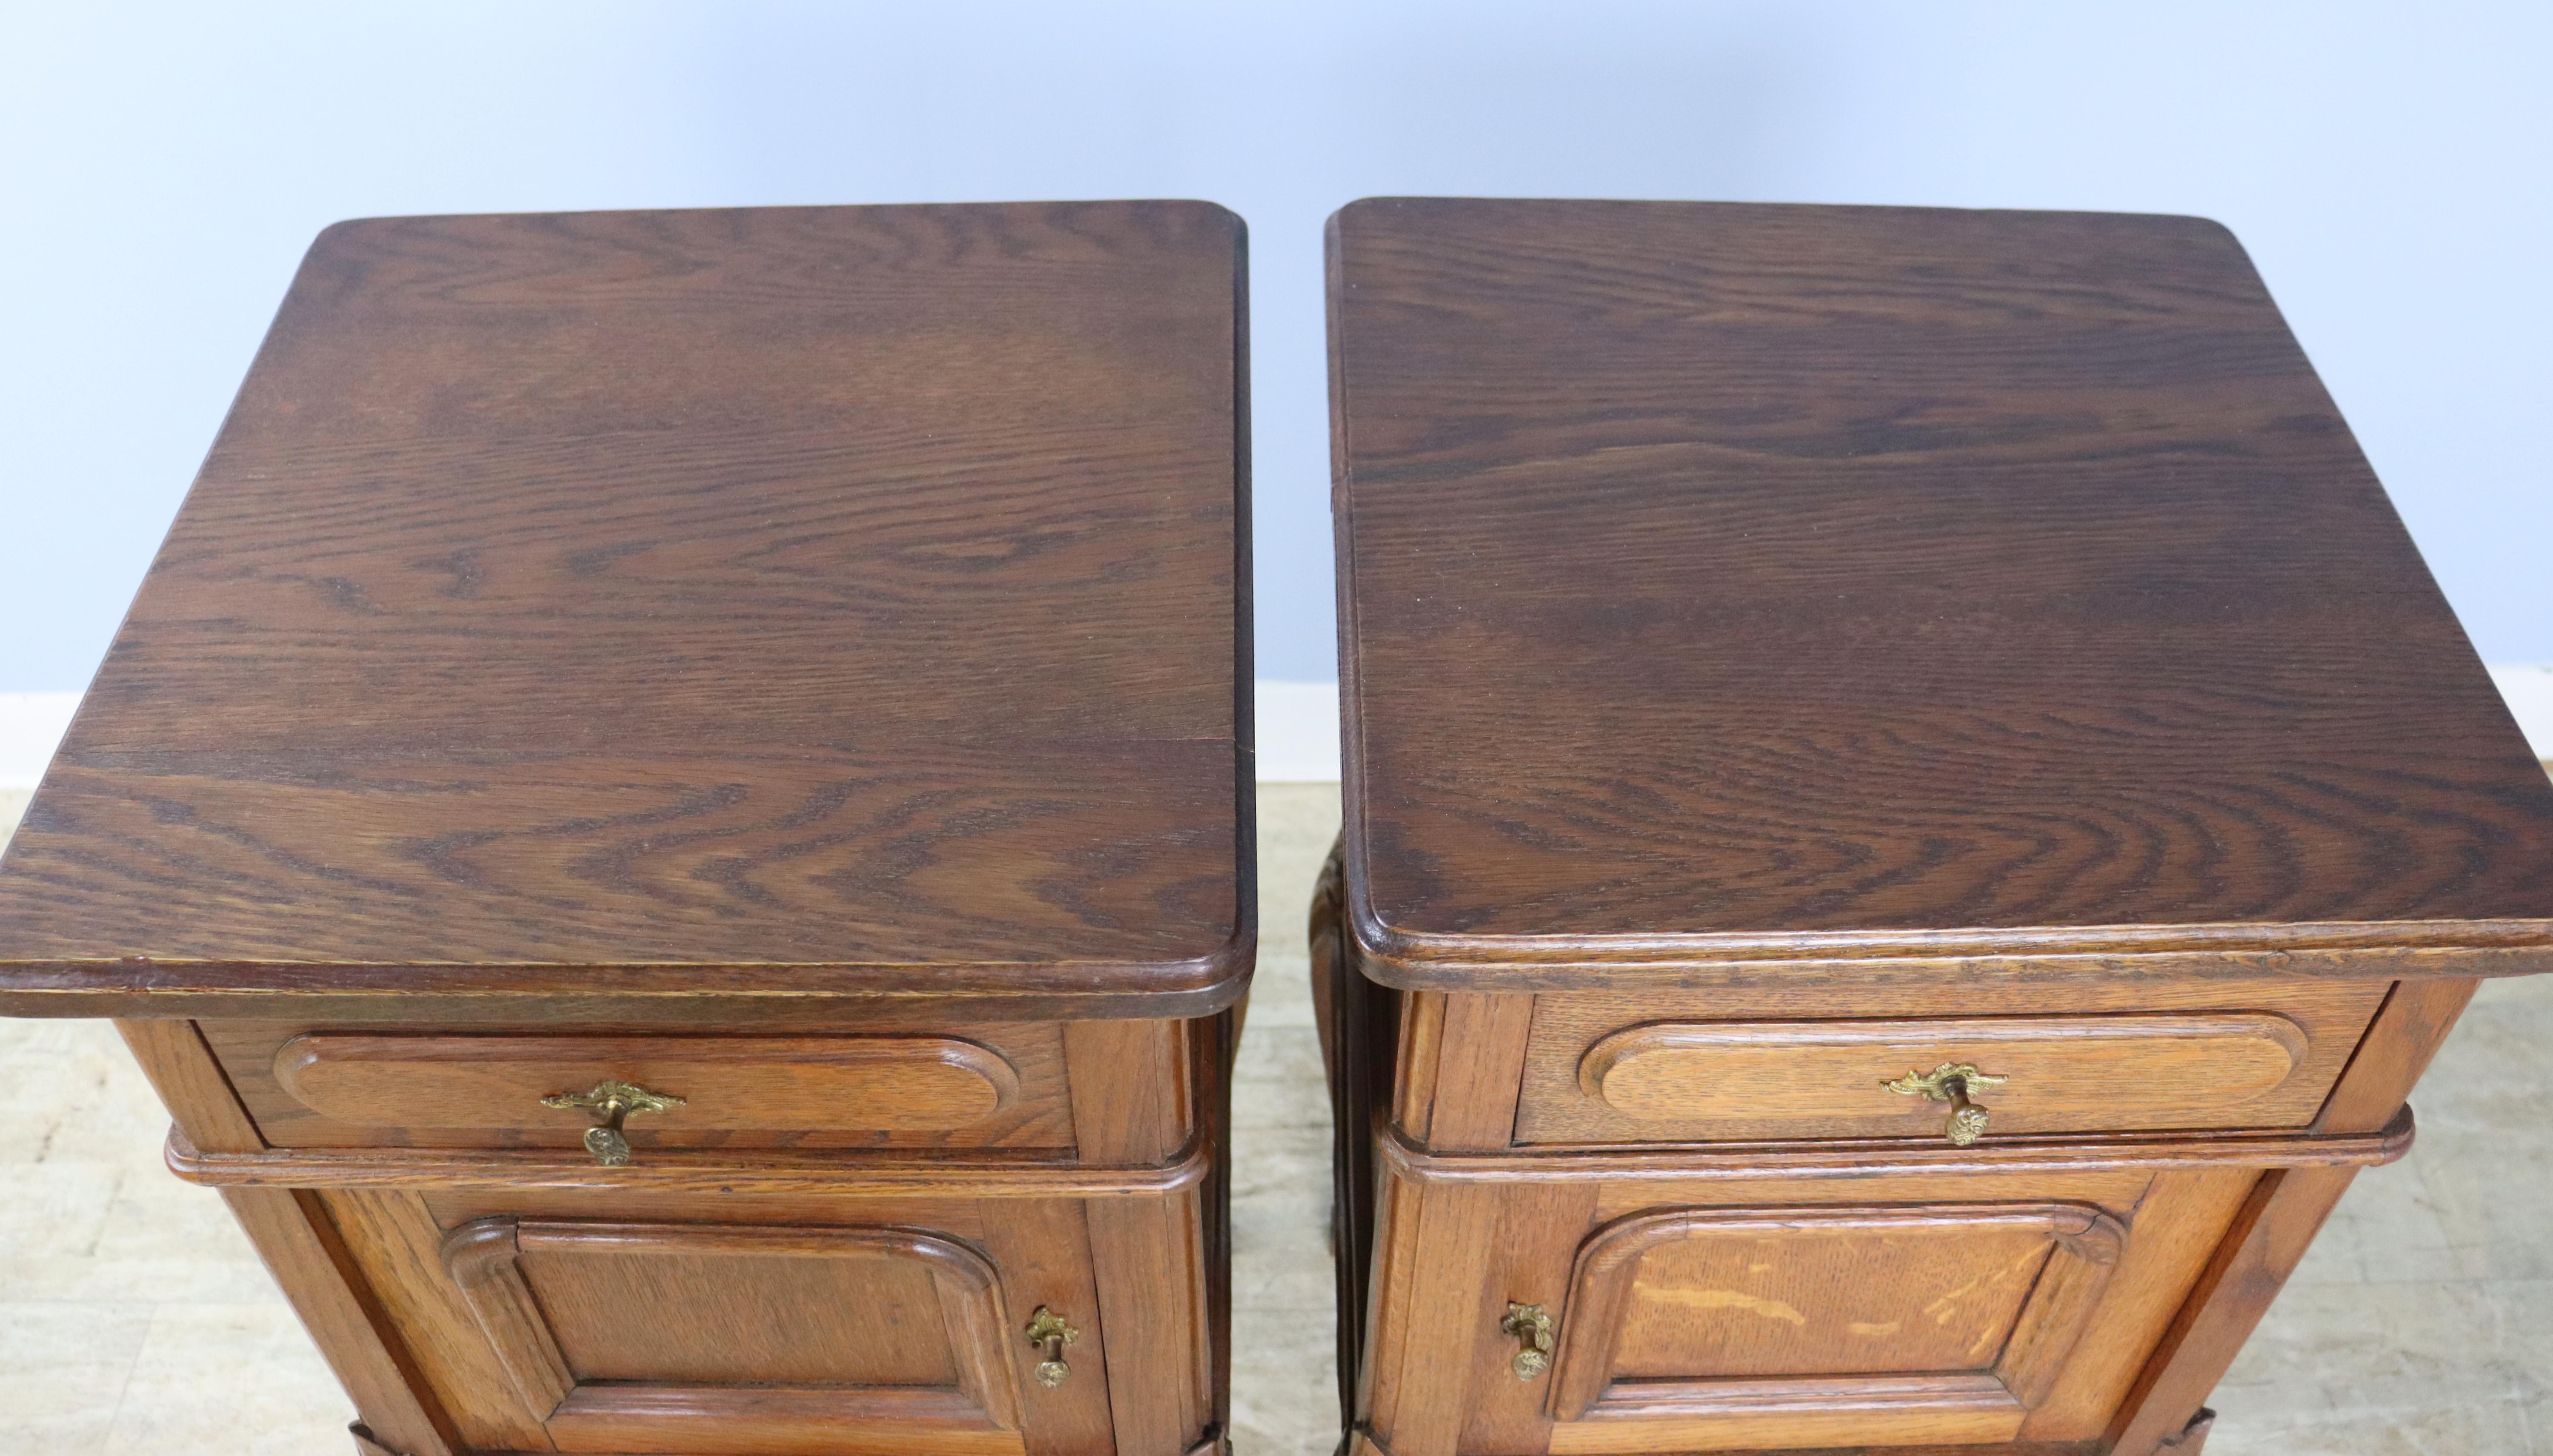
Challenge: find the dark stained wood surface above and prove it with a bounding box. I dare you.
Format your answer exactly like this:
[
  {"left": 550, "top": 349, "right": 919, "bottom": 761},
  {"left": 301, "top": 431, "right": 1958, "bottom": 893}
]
[
  {"left": 1330, "top": 198, "right": 2553, "bottom": 985},
  {"left": 0, "top": 202, "right": 1252, "bottom": 1016}
]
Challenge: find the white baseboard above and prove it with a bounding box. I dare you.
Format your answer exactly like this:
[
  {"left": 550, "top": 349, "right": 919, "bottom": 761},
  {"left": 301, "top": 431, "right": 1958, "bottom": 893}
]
[
  {"left": 1254, "top": 680, "right": 1342, "bottom": 782},
  {"left": 3, "top": 672, "right": 2540, "bottom": 791}
]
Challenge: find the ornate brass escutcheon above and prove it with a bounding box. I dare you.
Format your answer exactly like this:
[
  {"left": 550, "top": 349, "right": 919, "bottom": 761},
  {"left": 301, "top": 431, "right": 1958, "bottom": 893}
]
[
  {"left": 1502, "top": 1301, "right": 1555, "bottom": 1380},
  {"left": 1883, "top": 1063, "right": 2008, "bottom": 1145},
  {"left": 1025, "top": 1306, "right": 1079, "bottom": 1388},
  {"left": 540, "top": 1080, "right": 685, "bottom": 1166}
]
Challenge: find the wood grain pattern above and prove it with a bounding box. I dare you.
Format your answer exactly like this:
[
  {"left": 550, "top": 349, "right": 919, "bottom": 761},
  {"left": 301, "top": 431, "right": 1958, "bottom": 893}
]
[
  {"left": 442, "top": 1216, "right": 1027, "bottom": 1453},
  {"left": 2102, "top": 974, "right": 2485, "bottom": 1451},
  {"left": 0, "top": 201, "right": 1252, "bottom": 1020},
  {"left": 1068, "top": 1016, "right": 1216, "bottom": 1454},
  {"left": 323, "top": 1190, "right": 557, "bottom": 1452},
  {"left": 1517, "top": 979, "right": 2385, "bottom": 1148},
  {"left": 545, "top": 1389, "right": 1026, "bottom": 1456},
  {"left": 163, "top": 1122, "right": 1212, "bottom": 1195},
  {"left": 1579, "top": 1014, "right": 2306, "bottom": 1139},
  {"left": 114, "top": 1018, "right": 267, "bottom": 1154},
  {"left": 1454, "top": 1180, "right": 1601, "bottom": 1455},
  {"left": 271, "top": 1031, "right": 1016, "bottom": 1143},
  {"left": 1363, "top": 1179, "right": 1503, "bottom": 1456},
  {"left": 1390, "top": 992, "right": 1447, "bottom": 1142},
  {"left": 1316, "top": 841, "right": 1400, "bottom": 1435},
  {"left": 420, "top": 1188, "right": 988, "bottom": 1233},
  {"left": 1356, "top": 1424, "right": 2123, "bottom": 1456},
  {"left": 1547, "top": 1203, "right": 2122, "bottom": 1425},
  {"left": 224, "top": 1187, "right": 459, "bottom": 1456},
  {"left": 1544, "top": 1404, "right": 2023, "bottom": 1454},
  {"left": 1414, "top": 994, "right": 1534, "bottom": 1150},
  {"left": 215, "top": 1019, "right": 1074, "bottom": 1151},
  {"left": 1379, "top": 1109, "right": 2410, "bottom": 1188},
  {"left": 1314, "top": 830, "right": 2402, "bottom": 1456},
  {"left": 2017, "top": 1168, "right": 2257, "bottom": 1441},
  {"left": 2104, "top": 1166, "right": 2354, "bottom": 1455},
  {"left": 967, "top": 1198, "right": 1121, "bottom": 1456},
  {"left": 1330, "top": 198, "right": 2553, "bottom": 990},
  {"left": 402, "top": 1188, "right": 1131, "bottom": 1455},
  {"left": 1341, "top": 1155, "right": 2208, "bottom": 1456},
  {"left": 440, "top": 1219, "right": 578, "bottom": 1419},
  {"left": 1065, "top": 1018, "right": 1194, "bottom": 1165},
  {"left": 2314, "top": 976, "right": 2480, "bottom": 1132}
]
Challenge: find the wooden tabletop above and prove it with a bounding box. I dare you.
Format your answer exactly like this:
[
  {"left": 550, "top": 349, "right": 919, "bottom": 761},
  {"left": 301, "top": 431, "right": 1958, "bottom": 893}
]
[
  {"left": 0, "top": 202, "right": 1252, "bottom": 1020},
  {"left": 1331, "top": 198, "right": 2553, "bottom": 989}
]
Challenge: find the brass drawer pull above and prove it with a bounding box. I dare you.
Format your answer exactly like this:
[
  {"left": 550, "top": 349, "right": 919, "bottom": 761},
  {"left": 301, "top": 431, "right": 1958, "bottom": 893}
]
[
  {"left": 1025, "top": 1306, "right": 1079, "bottom": 1388},
  {"left": 1884, "top": 1063, "right": 2007, "bottom": 1145},
  {"left": 541, "top": 1080, "right": 685, "bottom": 1165},
  {"left": 1502, "top": 1301, "right": 1554, "bottom": 1380}
]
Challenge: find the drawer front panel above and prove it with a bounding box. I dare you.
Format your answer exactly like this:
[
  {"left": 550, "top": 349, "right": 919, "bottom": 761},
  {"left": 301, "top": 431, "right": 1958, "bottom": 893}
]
[
  {"left": 211, "top": 1023, "right": 1079, "bottom": 1151},
  {"left": 1516, "top": 980, "right": 2389, "bottom": 1146}
]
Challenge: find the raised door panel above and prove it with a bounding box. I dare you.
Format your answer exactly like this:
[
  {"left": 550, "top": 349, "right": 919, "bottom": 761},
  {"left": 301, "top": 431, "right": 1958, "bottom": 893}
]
[
  {"left": 443, "top": 1218, "right": 1037, "bottom": 1456},
  {"left": 1543, "top": 1203, "right": 2123, "bottom": 1453}
]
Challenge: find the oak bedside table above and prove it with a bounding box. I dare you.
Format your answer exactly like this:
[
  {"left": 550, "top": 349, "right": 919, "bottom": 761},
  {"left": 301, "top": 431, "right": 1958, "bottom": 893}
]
[
  {"left": 0, "top": 201, "right": 1252, "bottom": 1456},
  {"left": 1313, "top": 198, "right": 2553, "bottom": 1456}
]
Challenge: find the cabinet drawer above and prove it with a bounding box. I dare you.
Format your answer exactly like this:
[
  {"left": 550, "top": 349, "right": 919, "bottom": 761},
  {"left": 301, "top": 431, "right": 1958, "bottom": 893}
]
[
  {"left": 1515, "top": 980, "right": 2389, "bottom": 1146},
  {"left": 207, "top": 1024, "right": 1081, "bottom": 1153}
]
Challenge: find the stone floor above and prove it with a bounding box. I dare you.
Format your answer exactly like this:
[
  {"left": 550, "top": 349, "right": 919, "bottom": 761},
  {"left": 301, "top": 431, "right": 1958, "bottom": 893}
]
[{"left": 2, "top": 783, "right": 2549, "bottom": 1453}]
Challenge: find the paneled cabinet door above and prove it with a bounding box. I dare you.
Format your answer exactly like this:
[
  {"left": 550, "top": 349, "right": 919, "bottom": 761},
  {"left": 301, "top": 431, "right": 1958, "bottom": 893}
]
[
  {"left": 441, "top": 1216, "right": 1055, "bottom": 1456},
  {"left": 1535, "top": 1202, "right": 2124, "bottom": 1454}
]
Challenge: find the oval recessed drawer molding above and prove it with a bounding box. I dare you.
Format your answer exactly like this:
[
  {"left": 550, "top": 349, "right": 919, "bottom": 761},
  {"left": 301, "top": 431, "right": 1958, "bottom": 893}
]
[
  {"left": 1578, "top": 1014, "right": 2313, "bottom": 1141},
  {"left": 274, "top": 1034, "right": 1021, "bottom": 1137}
]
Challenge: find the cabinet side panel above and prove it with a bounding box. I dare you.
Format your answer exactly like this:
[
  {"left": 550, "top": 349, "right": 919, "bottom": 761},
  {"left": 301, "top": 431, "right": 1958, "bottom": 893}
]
[
  {"left": 2106, "top": 1165, "right": 2358, "bottom": 1454},
  {"left": 116, "top": 1019, "right": 264, "bottom": 1153},
  {"left": 2019, "top": 1168, "right": 2257, "bottom": 1440},
  {"left": 1065, "top": 1020, "right": 1193, "bottom": 1165},
  {"left": 2318, "top": 977, "right": 2480, "bottom": 1132},
  {"left": 222, "top": 1186, "right": 458, "bottom": 1456},
  {"left": 1365, "top": 1178, "right": 1501, "bottom": 1456},
  {"left": 1427, "top": 994, "right": 1535, "bottom": 1151},
  {"left": 323, "top": 1189, "right": 556, "bottom": 1451}
]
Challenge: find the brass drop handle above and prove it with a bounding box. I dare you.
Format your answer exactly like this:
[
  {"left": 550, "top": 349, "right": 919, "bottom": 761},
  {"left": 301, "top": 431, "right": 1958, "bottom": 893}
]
[
  {"left": 1502, "top": 1301, "right": 1554, "bottom": 1380},
  {"left": 540, "top": 1080, "right": 685, "bottom": 1166},
  {"left": 1025, "top": 1307, "right": 1079, "bottom": 1388},
  {"left": 1884, "top": 1063, "right": 2008, "bottom": 1146}
]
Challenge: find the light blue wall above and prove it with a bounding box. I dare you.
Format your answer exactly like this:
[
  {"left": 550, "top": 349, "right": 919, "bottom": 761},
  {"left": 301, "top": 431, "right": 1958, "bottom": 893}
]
[{"left": 3, "top": 1, "right": 2544, "bottom": 688}]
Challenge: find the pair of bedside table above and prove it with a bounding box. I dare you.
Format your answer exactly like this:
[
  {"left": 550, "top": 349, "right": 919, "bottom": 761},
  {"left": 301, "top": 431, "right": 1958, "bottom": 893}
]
[{"left": 3, "top": 198, "right": 2547, "bottom": 1456}]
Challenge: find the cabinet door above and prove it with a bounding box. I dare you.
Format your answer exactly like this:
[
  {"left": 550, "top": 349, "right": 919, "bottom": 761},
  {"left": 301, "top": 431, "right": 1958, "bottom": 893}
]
[
  {"left": 442, "top": 1217, "right": 1044, "bottom": 1456},
  {"left": 1537, "top": 1202, "right": 2122, "bottom": 1453}
]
